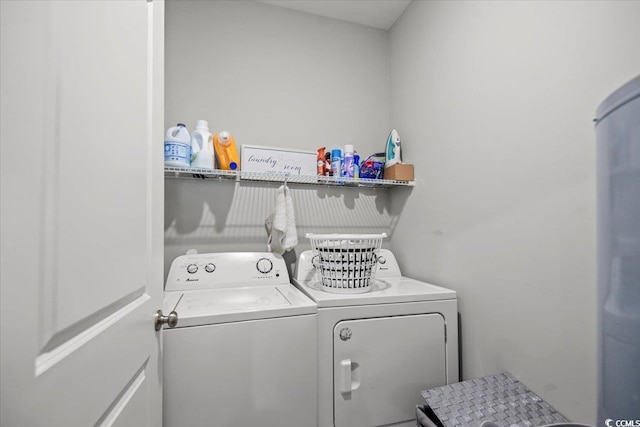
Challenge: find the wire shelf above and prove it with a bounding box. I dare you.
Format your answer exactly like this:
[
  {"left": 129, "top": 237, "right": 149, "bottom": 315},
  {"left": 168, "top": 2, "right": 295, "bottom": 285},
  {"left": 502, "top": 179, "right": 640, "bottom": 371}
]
[{"left": 164, "top": 167, "right": 415, "bottom": 188}]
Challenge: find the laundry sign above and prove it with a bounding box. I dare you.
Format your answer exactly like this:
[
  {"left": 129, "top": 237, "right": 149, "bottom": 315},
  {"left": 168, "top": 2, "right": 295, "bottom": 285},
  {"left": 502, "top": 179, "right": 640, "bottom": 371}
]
[{"left": 241, "top": 145, "right": 317, "bottom": 175}]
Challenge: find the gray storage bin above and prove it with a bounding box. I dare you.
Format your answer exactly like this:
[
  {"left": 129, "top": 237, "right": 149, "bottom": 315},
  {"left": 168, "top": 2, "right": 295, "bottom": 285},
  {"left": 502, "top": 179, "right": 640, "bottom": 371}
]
[{"left": 419, "top": 373, "right": 581, "bottom": 427}]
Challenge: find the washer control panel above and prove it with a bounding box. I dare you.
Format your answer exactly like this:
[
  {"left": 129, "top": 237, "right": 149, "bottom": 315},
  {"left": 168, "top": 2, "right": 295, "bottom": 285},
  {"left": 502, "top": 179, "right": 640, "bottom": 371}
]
[{"left": 165, "top": 252, "right": 288, "bottom": 291}]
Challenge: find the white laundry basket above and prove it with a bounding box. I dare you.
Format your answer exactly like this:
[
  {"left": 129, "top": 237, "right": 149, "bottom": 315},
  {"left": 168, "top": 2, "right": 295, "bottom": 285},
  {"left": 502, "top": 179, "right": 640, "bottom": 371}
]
[{"left": 306, "top": 233, "right": 386, "bottom": 294}]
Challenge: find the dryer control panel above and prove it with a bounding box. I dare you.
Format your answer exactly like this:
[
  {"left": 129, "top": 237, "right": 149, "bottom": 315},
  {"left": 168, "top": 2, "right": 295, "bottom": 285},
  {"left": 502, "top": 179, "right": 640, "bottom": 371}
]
[
  {"left": 294, "top": 248, "right": 402, "bottom": 283},
  {"left": 165, "top": 252, "right": 289, "bottom": 291}
]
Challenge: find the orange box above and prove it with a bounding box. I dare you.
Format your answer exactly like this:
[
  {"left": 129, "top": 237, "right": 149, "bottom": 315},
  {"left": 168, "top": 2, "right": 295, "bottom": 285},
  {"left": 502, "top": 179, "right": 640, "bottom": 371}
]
[{"left": 384, "top": 163, "right": 414, "bottom": 181}]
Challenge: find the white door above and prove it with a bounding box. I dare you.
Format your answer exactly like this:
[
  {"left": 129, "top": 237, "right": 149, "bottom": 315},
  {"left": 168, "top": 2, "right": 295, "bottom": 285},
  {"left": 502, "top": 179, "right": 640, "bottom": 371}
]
[
  {"left": 334, "top": 314, "right": 446, "bottom": 427},
  {"left": 0, "top": 1, "right": 164, "bottom": 426}
]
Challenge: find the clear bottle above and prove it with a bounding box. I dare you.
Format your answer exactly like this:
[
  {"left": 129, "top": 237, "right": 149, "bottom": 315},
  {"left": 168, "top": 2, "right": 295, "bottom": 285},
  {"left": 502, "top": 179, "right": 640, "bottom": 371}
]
[{"left": 344, "top": 144, "right": 355, "bottom": 178}]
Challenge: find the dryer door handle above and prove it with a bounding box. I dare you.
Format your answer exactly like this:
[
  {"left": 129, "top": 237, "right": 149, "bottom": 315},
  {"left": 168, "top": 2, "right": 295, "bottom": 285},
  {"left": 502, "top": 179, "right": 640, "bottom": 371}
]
[
  {"left": 339, "top": 359, "right": 361, "bottom": 394},
  {"left": 340, "top": 359, "right": 352, "bottom": 393}
]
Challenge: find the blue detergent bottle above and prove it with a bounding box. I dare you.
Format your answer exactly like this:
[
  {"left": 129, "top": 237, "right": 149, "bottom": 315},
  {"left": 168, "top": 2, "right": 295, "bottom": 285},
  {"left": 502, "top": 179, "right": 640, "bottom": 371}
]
[{"left": 353, "top": 153, "right": 360, "bottom": 179}]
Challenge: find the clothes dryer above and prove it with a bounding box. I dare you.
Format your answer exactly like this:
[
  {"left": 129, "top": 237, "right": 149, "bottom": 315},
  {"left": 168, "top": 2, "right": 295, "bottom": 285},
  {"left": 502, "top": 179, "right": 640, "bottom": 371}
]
[
  {"left": 163, "top": 252, "right": 317, "bottom": 427},
  {"left": 293, "top": 249, "right": 458, "bottom": 427}
]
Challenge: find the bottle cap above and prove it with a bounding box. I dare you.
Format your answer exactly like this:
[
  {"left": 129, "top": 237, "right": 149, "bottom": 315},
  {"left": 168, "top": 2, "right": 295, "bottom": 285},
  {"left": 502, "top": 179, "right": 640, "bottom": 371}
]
[
  {"left": 344, "top": 144, "right": 354, "bottom": 154},
  {"left": 331, "top": 148, "right": 342, "bottom": 157},
  {"left": 195, "top": 120, "right": 209, "bottom": 130},
  {"left": 217, "top": 131, "right": 232, "bottom": 146},
  {"left": 177, "top": 123, "right": 186, "bottom": 127}
]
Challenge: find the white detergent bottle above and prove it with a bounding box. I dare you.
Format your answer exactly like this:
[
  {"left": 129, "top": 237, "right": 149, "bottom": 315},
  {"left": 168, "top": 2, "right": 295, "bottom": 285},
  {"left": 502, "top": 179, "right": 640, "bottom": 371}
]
[
  {"left": 190, "top": 120, "right": 214, "bottom": 170},
  {"left": 164, "top": 123, "right": 191, "bottom": 168}
]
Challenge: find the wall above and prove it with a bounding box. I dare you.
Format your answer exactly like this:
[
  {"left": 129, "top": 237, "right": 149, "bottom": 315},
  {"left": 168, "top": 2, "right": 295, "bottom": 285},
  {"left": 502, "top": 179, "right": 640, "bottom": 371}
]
[
  {"left": 166, "top": 0, "right": 389, "bottom": 152},
  {"left": 389, "top": 1, "right": 640, "bottom": 422},
  {"left": 164, "top": 1, "right": 394, "bottom": 277},
  {"left": 164, "top": 179, "right": 409, "bottom": 278}
]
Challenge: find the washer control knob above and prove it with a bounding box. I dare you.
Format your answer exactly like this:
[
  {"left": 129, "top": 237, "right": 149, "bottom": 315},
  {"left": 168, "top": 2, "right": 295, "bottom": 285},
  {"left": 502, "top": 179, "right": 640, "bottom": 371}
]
[
  {"left": 205, "top": 263, "right": 216, "bottom": 273},
  {"left": 378, "top": 256, "right": 386, "bottom": 265},
  {"left": 256, "top": 258, "right": 273, "bottom": 274},
  {"left": 186, "top": 264, "right": 198, "bottom": 274}
]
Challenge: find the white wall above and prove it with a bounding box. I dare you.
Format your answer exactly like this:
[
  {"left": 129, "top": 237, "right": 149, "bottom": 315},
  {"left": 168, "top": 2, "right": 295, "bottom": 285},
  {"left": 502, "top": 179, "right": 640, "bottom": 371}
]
[
  {"left": 166, "top": 0, "right": 389, "bottom": 153},
  {"left": 389, "top": 0, "right": 640, "bottom": 422},
  {"left": 164, "top": 179, "right": 407, "bottom": 278},
  {"left": 164, "top": 1, "right": 394, "bottom": 276}
]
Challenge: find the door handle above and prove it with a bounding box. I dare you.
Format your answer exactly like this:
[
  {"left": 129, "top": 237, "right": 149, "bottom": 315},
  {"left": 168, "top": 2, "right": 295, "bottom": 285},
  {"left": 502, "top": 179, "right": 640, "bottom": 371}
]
[
  {"left": 340, "top": 359, "right": 360, "bottom": 394},
  {"left": 340, "top": 359, "right": 352, "bottom": 393},
  {"left": 154, "top": 309, "right": 178, "bottom": 331}
]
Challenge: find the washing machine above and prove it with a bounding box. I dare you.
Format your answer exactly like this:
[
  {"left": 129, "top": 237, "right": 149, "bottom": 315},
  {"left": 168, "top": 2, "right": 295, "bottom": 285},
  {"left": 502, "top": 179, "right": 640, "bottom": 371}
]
[
  {"left": 163, "top": 252, "right": 318, "bottom": 427},
  {"left": 293, "top": 249, "right": 459, "bottom": 427}
]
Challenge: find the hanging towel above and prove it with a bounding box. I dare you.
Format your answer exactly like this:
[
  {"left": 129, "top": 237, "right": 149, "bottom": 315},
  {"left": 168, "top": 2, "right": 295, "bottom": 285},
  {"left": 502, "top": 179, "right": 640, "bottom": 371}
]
[{"left": 265, "top": 184, "right": 298, "bottom": 254}]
